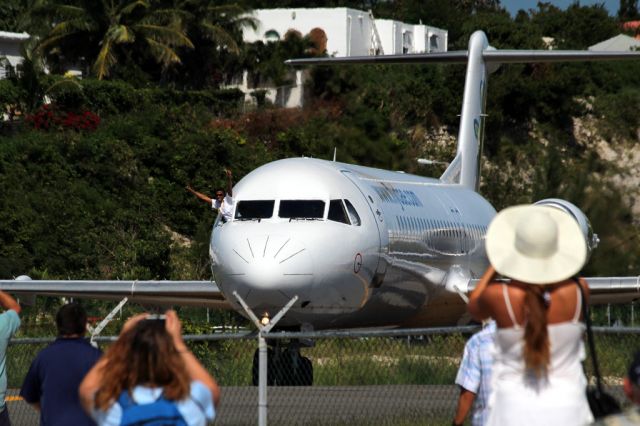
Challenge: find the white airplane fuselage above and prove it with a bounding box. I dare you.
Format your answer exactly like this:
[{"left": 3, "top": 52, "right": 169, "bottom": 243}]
[{"left": 210, "top": 158, "right": 496, "bottom": 329}]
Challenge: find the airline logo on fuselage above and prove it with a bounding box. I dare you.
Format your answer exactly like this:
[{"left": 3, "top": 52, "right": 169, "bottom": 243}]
[{"left": 372, "top": 186, "right": 423, "bottom": 207}]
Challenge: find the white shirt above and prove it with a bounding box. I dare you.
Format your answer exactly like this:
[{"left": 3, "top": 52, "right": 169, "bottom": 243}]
[{"left": 212, "top": 195, "right": 234, "bottom": 222}]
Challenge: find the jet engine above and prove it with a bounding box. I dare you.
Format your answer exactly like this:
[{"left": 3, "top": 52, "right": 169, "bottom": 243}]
[{"left": 533, "top": 198, "right": 599, "bottom": 258}]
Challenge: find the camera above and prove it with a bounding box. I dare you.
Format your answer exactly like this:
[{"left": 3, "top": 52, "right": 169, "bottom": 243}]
[{"left": 145, "top": 314, "right": 166, "bottom": 321}]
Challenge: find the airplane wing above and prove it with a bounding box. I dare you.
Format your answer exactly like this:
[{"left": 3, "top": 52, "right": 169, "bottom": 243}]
[
  {"left": 286, "top": 50, "right": 640, "bottom": 66},
  {"left": 583, "top": 277, "right": 640, "bottom": 305},
  {"left": 467, "top": 277, "right": 640, "bottom": 305},
  {"left": 0, "top": 276, "right": 636, "bottom": 311},
  {"left": 0, "top": 279, "right": 232, "bottom": 309}
]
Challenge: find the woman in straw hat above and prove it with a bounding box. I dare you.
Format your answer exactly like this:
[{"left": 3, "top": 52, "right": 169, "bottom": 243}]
[{"left": 468, "top": 205, "right": 593, "bottom": 425}]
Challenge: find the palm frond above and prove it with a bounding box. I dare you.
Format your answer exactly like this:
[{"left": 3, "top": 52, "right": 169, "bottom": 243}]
[
  {"left": 107, "top": 25, "right": 136, "bottom": 44},
  {"left": 150, "top": 8, "right": 191, "bottom": 23},
  {"left": 120, "top": 0, "right": 149, "bottom": 16},
  {"left": 200, "top": 23, "right": 239, "bottom": 53},
  {"left": 205, "top": 5, "right": 257, "bottom": 30},
  {"left": 51, "top": 4, "right": 88, "bottom": 18},
  {"left": 93, "top": 38, "right": 116, "bottom": 80},
  {"left": 145, "top": 38, "right": 182, "bottom": 66},
  {"left": 36, "top": 33, "right": 76, "bottom": 53},
  {"left": 205, "top": 4, "right": 249, "bottom": 16},
  {"left": 134, "top": 24, "right": 194, "bottom": 49},
  {"left": 48, "top": 18, "right": 94, "bottom": 37}
]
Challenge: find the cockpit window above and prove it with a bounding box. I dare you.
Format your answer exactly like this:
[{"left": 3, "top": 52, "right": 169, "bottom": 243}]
[
  {"left": 279, "top": 200, "right": 324, "bottom": 219},
  {"left": 235, "top": 200, "right": 274, "bottom": 220},
  {"left": 328, "top": 200, "right": 349, "bottom": 224},
  {"left": 344, "top": 200, "right": 361, "bottom": 226}
]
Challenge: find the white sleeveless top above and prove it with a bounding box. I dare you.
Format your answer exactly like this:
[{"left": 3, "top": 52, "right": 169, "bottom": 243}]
[{"left": 486, "top": 285, "right": 593, "bottom": 426}]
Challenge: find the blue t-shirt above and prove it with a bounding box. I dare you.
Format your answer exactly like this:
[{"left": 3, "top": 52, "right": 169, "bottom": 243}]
[
  {"left": 91, "top": 381, "right": 215, "bottom": 426},
  {"left": 0, "top": 310, "right": 20, "bottom": 411},
  {"left": 20, "top": 337, "right": 102, "bottom": 426}
]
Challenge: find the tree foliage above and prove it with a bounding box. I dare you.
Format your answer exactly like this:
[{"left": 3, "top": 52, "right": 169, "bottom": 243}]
[
  {"left": 28, "top": 0, "right": 194, "bottom": 80},
  {"left": 0, "top": 0, "right": 639, "bottom": 282}
]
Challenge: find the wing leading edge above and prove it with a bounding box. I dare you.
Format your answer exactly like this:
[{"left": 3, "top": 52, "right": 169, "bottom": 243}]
[
  {"left": 285, "top": 50, "right": 640, "bottom": 66},
  {"left": 467, "top": 277, "right": 640, "bottom": 305},
  {"left": 0, "top": 279, "right": 232, "bottom": 309},
  {"left": 584, "top": 277, "right": 640, "bottom": 305}
]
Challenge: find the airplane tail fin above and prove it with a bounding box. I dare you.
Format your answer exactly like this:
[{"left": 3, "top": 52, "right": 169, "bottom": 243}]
[{"left": 286, "top": 32, "right": 640, "bottom": 191}]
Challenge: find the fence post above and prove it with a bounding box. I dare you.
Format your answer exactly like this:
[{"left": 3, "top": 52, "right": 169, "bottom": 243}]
[{"left": 233, "top": 291, "right": 298, "bottom": 426}]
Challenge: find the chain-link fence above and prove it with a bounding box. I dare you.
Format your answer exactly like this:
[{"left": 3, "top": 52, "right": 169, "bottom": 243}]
[{"left": 4, "top": 327, "right": 639, "bottom": 425}]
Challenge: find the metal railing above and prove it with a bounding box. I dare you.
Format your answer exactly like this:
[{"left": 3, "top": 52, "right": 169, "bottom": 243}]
[{"left": 4, "top": 326, "right": 639, "bottom": 425}]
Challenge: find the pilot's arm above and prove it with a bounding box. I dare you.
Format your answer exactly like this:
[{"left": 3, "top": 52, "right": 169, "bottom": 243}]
[
  {"left": 225, "top": 169, "right": 233, "bottom": 197},
  {"left": 186, "top": 186, "right": 213, "bottom": 205}
]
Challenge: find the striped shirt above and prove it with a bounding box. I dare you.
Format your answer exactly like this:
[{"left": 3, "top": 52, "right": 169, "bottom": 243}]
[{"left": 455, "top": 321, "right": 496, "bottom": 426}]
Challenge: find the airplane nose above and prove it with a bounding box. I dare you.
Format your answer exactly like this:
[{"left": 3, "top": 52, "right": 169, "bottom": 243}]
[{"left": 218, "top": 234, "right": 313, "bottom": 309}]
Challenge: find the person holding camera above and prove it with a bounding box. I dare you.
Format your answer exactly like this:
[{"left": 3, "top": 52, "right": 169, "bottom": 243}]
[
  {"left": 79, "top": 310, "right": 220, "bottom": 425},
  {"left": 468, "top": 205, "right": 592, "bottom": 425}
]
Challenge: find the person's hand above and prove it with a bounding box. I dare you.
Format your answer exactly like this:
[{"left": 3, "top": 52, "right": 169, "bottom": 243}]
[
  {"left": 186, "top": 185, "right": 194, "bottom": 192},
  {"left": 224, "top": 169, "right": 232, "bottom": 178},
  {"left": 120, "top": 313, "right": 149, "bottom": 334},
  {"left": 165, "top": 310, "right": 186, "bottom": 350}
]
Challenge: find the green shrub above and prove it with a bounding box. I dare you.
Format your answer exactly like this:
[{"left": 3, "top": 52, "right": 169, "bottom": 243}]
[{"left": 0, "top": 79, "right": 21, "bottom": 108}]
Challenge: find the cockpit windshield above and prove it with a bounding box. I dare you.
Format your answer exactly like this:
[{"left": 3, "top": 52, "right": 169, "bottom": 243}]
[
  {"left": 328, "top": 199, "right": 362, "bottom": 226},
  {"left": 279, "top": 200, "right": 325, "bottom": 219},
  {"left": 328, "top": 200, "right": 349, "bottom": 224},
  {"left": 235, "top": 200, "right": 274, "bottom": 220}
]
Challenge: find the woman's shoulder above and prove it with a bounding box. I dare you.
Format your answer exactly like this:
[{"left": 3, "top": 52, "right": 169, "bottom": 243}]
[{"left": 481, "top": 280, "right": 525, "bottom": 298}]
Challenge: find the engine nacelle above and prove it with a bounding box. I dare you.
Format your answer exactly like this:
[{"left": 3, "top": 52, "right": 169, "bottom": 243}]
[{"left": 533, "top": 198, "right": 599, "bottom": 258}]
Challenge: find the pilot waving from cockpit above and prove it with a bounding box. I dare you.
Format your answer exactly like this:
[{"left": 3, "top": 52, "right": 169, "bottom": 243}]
[{"left": 186, "top": 168, "right": 235, "bottom": 222}]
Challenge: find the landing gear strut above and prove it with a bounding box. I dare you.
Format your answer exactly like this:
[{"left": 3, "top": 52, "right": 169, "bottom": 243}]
[{"left": 251, "top": 340, "right": 313, "bottom": 386}]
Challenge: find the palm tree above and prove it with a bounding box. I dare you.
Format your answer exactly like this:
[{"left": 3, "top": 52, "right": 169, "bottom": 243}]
[
  {"left": 30, "top": 0, "right": 194, "bottom": 80},
  {"left": 165, "top": 1, "right": 256, "bottom": 88}
]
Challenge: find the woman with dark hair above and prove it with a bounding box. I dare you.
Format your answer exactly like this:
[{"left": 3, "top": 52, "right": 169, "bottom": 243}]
[
  {"left": 79, "top": 310, "right": 220, "bottom": 425},
  {"left": 468, "top": 205, "right": 593, "bottom": 425}
]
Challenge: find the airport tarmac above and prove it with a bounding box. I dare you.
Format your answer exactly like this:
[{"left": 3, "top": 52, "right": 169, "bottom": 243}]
[
  {"left": 6, "top": 385, "right": 459, "bottom": 425},
  {"left": 220, "top": 385, "right": 460, "bottom": 425},
  {"left": 6, "top": 385, "right": 627, "bottom": 425}
]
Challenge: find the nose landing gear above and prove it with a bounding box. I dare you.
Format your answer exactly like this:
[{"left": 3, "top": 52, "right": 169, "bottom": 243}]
[{"left": 251, "top": 341, "right": 313, "bottom": 386}]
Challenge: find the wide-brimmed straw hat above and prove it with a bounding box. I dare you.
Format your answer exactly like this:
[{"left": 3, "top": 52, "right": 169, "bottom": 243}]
[{"left": 485, "top": 205, "right": 587, "bottom": 285}]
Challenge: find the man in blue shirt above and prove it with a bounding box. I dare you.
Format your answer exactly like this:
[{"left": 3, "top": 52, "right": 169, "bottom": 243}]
[
  {"left": 20, "top": 303, "right": 102, "bottom": 426},
  {"left": 452, "top": 321, "right": 496, "bottom": 426},
  {"left": 0, "top": 290, "right": 21, "bottom": 426}
]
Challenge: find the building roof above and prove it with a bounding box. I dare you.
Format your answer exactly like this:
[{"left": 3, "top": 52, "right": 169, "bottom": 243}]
[
  {"left": 0, "top": 31, "right": 29, "bottom": 41},
  {"left": 588, "top": 34, "right": 640, "bottom": 51}
]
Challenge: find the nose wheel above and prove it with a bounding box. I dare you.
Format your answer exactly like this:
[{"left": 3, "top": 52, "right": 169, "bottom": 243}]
[{"left": 251, "top": 342, "right": 313, "bottom": 386}]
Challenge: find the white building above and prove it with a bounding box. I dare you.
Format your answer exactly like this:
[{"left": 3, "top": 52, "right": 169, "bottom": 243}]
[
  {"left": 237, "top": 8, "right": 447, "bottom": 107},
  {"left": 243, "top": 8, "right": 448, "bottom": 57},
  {"left": 374, "top": 19, "right": 447, "bottom": 54},
  {"left": 589, "top": 34, "right": 640, "bottom": 51},
  {"left": 0, "top": 31, "right": 29, "bottom": 78}
]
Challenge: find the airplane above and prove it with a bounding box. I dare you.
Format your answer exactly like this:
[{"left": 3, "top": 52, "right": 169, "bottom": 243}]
[{"left": 2, "top": 30, "right": 640, "bottom": 385}]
